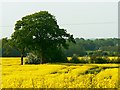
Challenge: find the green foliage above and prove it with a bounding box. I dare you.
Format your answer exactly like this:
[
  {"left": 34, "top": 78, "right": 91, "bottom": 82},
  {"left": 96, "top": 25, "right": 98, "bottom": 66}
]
[
  {"left": 89, "top": 50, "right": 108, "bottom": 63},
  {"left": 108, "top": 57, "right": 120, "bottom": 64},
  {"left": 12, "top": 11, "right": 75, "bottom": 64},
  {"left": 79, "top": 58, "right": 89, "bottom": 64},
  {"left": 116, "top": 57, "right": 120, "bottom": 63},
  {"left": 94, "top": 57, "right": 108, "bottom": 64},
  {"left": 47, "top": 48, "right": 68, "bottom": 63},
  {"left": 64, "top": 41, "right": 86, "bottom": 56},
  {"left": 69, "top": 54, "right": 80, "bottom": 63},
  {"left": 2, "top": 37, "right": 119, "bottom": 58},
  {"left": 2, "top": 38, "right": 11, "bottom": 55},
  {"left": 90, "top": 56, "right": 109, "bottom": 64},
  {"left": 65, "top": 38, "right": 119, "bottom": 57}
]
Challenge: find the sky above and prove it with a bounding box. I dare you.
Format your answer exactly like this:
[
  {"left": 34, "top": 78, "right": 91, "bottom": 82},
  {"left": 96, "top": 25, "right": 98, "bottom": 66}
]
[{"left": 0, "top": 1, "right": 118, "bottom": 39}]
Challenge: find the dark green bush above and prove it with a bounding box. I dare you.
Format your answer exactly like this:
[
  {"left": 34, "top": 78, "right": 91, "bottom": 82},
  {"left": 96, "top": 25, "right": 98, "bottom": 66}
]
[
  {"left": 94, "top": 57, "right": 108, "bottom": 64},
  {"left": 90, "top": 56, "right": 109, "bottom": 64},
  {"left": 69, "top": 54, "right": 80, "bottom": 63},
  {"left": 79, "top": 58, "right": 88, "bottom": 63}
]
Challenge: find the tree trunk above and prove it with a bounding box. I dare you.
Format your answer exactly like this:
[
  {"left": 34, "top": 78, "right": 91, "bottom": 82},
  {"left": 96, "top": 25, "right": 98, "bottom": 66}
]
[
  {"left": 40, "top": 55, "right": 43, "bottom": 64},
  {"left": 40, "top": 52, "right": 46, "bottom": 64},
  {"left": 40, "top": 52, "right": 43, "bottom": 64},
  {"left": 21, "top": 54, "right": 23, "bottom": 65}
]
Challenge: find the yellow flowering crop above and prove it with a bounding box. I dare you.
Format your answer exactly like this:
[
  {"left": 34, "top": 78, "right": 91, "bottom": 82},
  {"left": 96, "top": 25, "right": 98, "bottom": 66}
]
[{"left": 1, "top": 57, "right": 119, "bottom": 88}]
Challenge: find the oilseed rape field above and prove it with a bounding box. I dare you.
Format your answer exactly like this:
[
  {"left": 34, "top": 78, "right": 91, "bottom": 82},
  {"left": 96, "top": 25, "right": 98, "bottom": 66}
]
[{"left": 1, "top": 57, "right": 119, "bottom": 88}]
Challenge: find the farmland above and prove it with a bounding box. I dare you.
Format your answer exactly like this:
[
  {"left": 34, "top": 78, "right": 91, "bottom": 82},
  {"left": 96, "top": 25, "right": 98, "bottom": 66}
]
[{"left": 1, "top": 57, "right": 119, "bottom": 88}]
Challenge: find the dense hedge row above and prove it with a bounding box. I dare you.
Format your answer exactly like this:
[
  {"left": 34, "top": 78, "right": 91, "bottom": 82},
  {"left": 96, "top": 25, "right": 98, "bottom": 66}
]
[
  {"left": 25, "top": 53, "right": 119, "bottom": 64},
  {"left": 69, "top": 54, "right": 119, "bottom": 64}
]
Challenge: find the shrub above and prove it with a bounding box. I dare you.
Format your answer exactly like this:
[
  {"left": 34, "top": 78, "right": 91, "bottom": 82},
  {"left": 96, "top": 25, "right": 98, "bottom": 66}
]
[
  {"left": 69, "top": 54, "right": 80, "bottom": 63},
  {"left": 90, "top": 56, "right": 110, "bottom": 64},
  {"left": 116, "top": 57, "right": 120, "bottom": 63},
  {"left": 25, "top": 53, "right": 40, "bottom": 64},
  {"left": 79, "top": 58, "right": 88, "bottom": 63},
  {"left": 94, "top": 57, "right": 108, "bottom": 64},
  {"left": 109, "top": 57, "right": 120, "bottom": 64},
  {"left": 49, "top": 49, "right": 68, "bottom": 63}
]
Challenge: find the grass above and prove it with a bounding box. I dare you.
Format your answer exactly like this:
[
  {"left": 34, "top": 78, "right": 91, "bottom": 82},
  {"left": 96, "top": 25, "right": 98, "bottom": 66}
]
[{"left": 1, "top": 57, "right": 119, "bottom": 88}]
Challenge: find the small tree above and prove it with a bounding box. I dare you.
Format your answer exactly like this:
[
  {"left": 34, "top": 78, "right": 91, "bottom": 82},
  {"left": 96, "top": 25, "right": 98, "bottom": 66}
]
[{"left": 2, "top": 38, "right": 11, "bottom": 55}]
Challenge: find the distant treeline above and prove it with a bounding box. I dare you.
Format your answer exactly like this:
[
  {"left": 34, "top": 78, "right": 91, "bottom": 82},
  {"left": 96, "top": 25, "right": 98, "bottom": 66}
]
[
  {"left": 64, "top": 38, "right": 119, "bottom": 57},
  {"left": 0, "top": 38, "right": 119, "bottom": 57}
]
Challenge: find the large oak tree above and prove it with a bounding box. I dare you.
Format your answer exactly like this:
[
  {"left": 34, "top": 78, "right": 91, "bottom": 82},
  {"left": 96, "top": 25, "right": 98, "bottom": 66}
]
[{"left": 11, "top": 11, "right": 75, "bottom": 64}]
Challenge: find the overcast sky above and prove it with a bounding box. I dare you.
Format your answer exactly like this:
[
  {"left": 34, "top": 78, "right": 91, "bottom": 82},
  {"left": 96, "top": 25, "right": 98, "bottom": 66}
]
[{"left": 0, "top": 1, "right": 118, "bottom": 39}]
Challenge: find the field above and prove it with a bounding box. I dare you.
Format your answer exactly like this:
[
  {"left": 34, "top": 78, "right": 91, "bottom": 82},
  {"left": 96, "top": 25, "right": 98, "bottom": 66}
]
[{"left": 1, "top": 57, "right": 120, "bottom": 88}]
